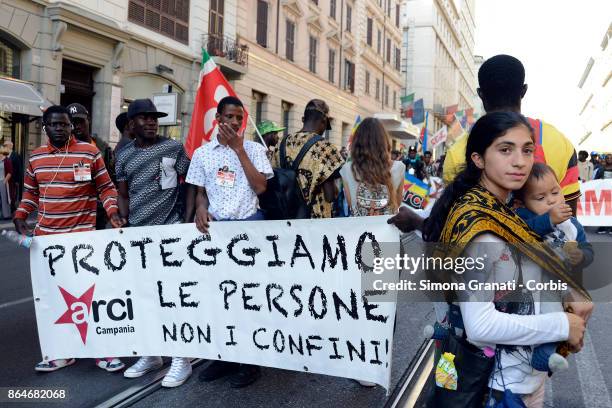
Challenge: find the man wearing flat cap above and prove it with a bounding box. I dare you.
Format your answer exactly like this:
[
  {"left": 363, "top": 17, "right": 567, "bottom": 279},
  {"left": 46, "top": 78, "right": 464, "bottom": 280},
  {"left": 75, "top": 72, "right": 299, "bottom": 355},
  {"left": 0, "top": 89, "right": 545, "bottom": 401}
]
[{"left": 116, "top": 98, "right": 194, "bottom": 387}]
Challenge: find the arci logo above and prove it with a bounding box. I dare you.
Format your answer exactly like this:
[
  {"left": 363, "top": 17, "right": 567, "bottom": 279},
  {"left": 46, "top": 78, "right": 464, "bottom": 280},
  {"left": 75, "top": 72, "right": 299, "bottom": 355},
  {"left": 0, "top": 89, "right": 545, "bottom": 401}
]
[
  {"left": 54, "top": 285, "right": 95, "bottom": 344},
  {"left": 54, "top": 285, "right": 135, "bottom": 344}
]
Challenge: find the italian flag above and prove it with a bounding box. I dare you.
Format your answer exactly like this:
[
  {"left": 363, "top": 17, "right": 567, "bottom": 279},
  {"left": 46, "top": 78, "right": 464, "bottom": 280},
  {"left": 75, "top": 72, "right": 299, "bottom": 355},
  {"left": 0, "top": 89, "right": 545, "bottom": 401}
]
[{"left": 184, "top": 49, "right": 246, "bottom": 158}]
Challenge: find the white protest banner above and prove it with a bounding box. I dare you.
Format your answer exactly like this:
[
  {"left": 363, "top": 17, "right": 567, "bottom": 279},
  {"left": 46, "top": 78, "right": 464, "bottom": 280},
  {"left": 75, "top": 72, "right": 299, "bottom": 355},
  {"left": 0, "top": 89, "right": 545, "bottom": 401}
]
[
  {"left": 429, "top": 125, "right": 447, "bottom": 148},
  {"left": 29, "top": 217, "right": 399, "bottom": 389},
  {"left": 577, "top": 179, "right": 612, "bottom": 226}
]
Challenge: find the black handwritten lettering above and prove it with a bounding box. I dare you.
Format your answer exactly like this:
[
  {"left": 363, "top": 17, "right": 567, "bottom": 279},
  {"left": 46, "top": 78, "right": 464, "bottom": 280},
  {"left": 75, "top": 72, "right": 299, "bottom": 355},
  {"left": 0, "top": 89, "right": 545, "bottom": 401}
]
[
  {"left": 226, "top": 325, "right": 237, "bottom": 346},
  {"left": 242, "top": 283, "right": 262, "bottom": 311},
  {"left": 355, "top": 232, "right": 381, "bottom": 272},
  {"left": 306, "top": 335, "right": 323, "bottom": 356},
  {"left": 333, "top": 290, "right": 359, "bottom": 320},
  {"left": 43, "top": 245, "right": 65, "bottom": 276},
  {"left": 181, "top": 322, "right": 195, "bottom": 343},
  {"left": 266, "top": 235, "right": 285, "bottom": 267},
  {"left": 362, "top": 296, "right": 388, "bottom": 323},
  {"left": 219, "top": 280, "right": 237, "bottom": 310},
  {"left": 160, "top": 237, "right": 183, "bottom": 267},
  {"left": 253, "top": 328, "right": 269, "bottom": 350},
  {"left": 188, "top": 235, "right": 221, "bottom": 266},
  {"left": 157, "top": 281, "right": 176, "bottom": 308},
  {"left": 289, "top": 334, "right": 304, "bottom": 355},
  {"left": 227, "top": 234, "right": 260, "bottom": 266},
  {"left": 71, "top": 244, "right": 99, "bottom": 275},
  {"left": 321, "top": 235, "right": 348, "bottom": 272},
  {"left": 179, "top": 281, "right": 199, "bottom": 307},
  {"left": 104, "top": 241, "right": 126, "bottom": 272},
  {"left": 130, "top": 238, "right": 153, "bottom": 269},
  {"left": 289, "top": 285, "right": 304, "bottom": 318},
  {"left": 290, "top": 234, "right": 315, "bottom": 269},
  {"left": 266, "top": 283, "right": 288, "bottom": 317},
  {"left": 328, "top": 337, "right": 344, "bottom": 360},
  {"left": 273, "top": 330, "right": 286, "bottom": 353},
  {"left": 308, "top": 286, "right": 328, "bottom": 320},
  {"left": 163, "top": 323, "right": 177, "bottom": 342},
  {"left": 370, "top": 340, "right": 382, "bottom": 365},
  {"left": 347, "top": 339, "right": 366, "bottom": 362}
]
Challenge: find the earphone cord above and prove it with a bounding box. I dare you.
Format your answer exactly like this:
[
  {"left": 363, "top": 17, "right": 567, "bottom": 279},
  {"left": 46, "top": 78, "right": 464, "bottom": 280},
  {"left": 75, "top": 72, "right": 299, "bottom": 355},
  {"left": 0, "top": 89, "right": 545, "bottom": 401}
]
[{"left": 37, "top": 136, "right": 70, "bottom": 235}]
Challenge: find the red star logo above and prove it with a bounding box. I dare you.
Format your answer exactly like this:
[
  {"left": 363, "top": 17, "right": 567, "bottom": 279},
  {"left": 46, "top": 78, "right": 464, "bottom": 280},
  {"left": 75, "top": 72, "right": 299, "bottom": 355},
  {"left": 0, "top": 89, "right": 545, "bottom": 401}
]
[{"left": 54, "top": 285, "right": 95, "bottom": 344}]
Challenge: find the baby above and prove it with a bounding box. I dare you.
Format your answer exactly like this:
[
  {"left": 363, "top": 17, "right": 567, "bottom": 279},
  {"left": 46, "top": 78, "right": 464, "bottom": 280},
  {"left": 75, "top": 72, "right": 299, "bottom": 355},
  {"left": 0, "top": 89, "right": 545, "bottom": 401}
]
[{"left": 515, "top": 163, "right": 594, "bottom": 374}]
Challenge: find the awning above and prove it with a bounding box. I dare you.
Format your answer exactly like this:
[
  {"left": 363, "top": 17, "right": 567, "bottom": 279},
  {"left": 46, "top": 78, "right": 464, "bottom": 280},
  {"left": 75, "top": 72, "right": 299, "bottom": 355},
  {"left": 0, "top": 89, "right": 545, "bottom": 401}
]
[
  {"left": 373, "top": 113, "right": 420, "bottom": 140},
  {"left": 0, "top": 77, "right": 50, "bottom": 117}
]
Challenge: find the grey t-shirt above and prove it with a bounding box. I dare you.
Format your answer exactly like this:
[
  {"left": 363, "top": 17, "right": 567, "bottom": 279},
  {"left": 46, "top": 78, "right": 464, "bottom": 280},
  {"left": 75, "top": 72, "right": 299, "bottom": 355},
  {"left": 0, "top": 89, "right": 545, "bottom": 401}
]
[
  {"left": 340, "top": 160, "right": 406, "bottom": 215},
  {"left": 115, "top": 137, "right": 190, "bottom": 226}
]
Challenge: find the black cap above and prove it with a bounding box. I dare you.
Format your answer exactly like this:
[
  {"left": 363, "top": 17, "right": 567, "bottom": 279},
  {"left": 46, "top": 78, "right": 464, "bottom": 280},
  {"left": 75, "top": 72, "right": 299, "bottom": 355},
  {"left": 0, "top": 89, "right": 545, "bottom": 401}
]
[
  {"left": 409, "top": 146, "right": 417, "bottom": 153},
  {"left": 67, "top": 103, "right": 89, "bottom": 120},
  {"left": 127, "top": 98, "right": 168, "bottom": 120},
  {"left": 115, "top": 112, "right": 128, "bottom": 133}
]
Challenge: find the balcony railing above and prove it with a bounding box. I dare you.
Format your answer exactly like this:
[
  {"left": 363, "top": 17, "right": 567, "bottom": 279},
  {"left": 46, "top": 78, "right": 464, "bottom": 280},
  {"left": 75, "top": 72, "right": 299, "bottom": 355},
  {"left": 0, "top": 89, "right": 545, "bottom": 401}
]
[{"left": 202, "top": 34, "right": 249, "bottom": 68}]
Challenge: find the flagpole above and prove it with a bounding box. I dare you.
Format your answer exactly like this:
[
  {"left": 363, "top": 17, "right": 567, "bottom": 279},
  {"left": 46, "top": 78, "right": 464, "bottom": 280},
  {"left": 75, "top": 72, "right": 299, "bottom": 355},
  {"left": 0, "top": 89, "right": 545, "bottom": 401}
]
[{"left": 247, "top": 114, "right": 268, "bottom": 147}]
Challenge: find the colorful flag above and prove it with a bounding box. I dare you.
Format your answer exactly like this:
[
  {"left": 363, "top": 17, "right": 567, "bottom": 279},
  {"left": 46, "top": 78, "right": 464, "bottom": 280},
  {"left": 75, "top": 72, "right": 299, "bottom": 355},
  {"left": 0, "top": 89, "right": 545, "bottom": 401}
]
[
  {"left": 403, "top": 173, "right": 430, "bottom": 209},
  {"left": 401, "top": 93, "right": 415, "bottom": 118},
  {"left": 412, "top": 99, "right": 425, "bottom": 124},
  {"left": 348, "top": 115, "right": 362, "bottom": 146},
  {"left": 185, "top": 49, "right": 246, "bottom": 158},
  {"left": 422, "top": 111, "right": 429, "bottom": 152},
  {"left": 466, "top": 108, "right": 475, "bottom": 128},
  {"left": 455, "top": 110, "right": 467, "bottom": 129},
  {"left": 430, "top": 125, "right": 448, "bottom": 148},
  {"left": 444, "top": 104, "right": 458, "bottom": 125},
  {"left": 447, "top": 116, "right": 464, "bottom": 142}
]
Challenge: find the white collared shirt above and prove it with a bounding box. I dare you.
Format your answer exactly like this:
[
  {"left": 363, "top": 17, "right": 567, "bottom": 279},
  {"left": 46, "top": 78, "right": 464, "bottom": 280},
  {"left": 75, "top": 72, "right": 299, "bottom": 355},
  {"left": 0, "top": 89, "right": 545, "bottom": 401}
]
[{"left": 186, "top": 137, "right": 273, "bottom": 220}]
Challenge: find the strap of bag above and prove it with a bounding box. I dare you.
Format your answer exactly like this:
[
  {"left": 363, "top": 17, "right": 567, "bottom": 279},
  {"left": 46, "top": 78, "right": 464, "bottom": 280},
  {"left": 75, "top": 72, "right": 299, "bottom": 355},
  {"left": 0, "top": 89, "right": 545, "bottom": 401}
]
[
  {"left": 291, "top": 134, "right": 323, "bottom": 171},
  {"left": 279, "top": 133, "right": 323, "bottom": 170}
]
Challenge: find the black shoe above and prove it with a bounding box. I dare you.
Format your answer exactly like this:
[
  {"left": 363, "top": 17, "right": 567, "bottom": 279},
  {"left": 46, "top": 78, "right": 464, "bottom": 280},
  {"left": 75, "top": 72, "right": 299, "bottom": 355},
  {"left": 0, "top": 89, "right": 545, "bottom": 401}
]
[
  {"left": 198, "top": 361, "right": 239, "bottom": 382},
  {"left": 229, "top": 365, "right": 261, "bottom": 388}
]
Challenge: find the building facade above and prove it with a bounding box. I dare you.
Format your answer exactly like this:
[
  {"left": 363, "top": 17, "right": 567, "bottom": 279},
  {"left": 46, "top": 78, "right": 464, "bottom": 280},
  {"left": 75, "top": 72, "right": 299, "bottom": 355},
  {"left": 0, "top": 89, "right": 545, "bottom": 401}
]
[
  {"left": 235, "top": 0, "right": 406, "bottom": 147},
  {"left": 577, "top": 23, "right": 611, "bottom": 153},
  {"left": 401, "top": 0, "right": 478, "bottom": 153},
  {"left": 0, "top": 0, "right": 246, "bottom": 160}
]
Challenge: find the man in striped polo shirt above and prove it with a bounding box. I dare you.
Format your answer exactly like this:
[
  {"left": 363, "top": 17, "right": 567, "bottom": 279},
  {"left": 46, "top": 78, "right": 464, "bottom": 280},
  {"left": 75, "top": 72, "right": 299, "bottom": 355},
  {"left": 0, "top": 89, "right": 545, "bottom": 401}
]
[{"left": 13, "top": 105, "right": 125, "bottom": 373}]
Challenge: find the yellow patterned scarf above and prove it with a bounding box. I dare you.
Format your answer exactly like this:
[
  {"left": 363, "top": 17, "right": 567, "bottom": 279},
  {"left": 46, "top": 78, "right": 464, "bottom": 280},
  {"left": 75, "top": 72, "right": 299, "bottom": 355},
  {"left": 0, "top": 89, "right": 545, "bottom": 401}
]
[{"left": 440, "top": 185, "right": 590, "bottom": 300}]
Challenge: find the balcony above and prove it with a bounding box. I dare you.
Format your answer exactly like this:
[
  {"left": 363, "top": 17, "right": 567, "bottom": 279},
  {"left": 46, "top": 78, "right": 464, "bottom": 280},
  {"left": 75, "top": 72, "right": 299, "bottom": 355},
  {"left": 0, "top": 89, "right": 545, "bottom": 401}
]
[{"left": 202, "top": 34, "right": 249, "bottom": 80}]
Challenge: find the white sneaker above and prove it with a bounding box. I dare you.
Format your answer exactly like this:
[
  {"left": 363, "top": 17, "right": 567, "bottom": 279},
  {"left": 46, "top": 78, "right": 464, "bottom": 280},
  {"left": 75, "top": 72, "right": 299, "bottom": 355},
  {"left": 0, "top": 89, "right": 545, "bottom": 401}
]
[
  {"left": 161, "top": 357, "right": 192, "bottom": 388},
  {"left": 123, "top": 356, "right": 163, "bottom": 378}
]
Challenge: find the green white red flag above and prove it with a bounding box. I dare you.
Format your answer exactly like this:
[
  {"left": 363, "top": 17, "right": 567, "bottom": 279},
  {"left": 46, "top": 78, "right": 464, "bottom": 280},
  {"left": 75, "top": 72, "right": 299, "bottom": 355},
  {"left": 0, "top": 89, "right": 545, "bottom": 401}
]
[{"left": 184, "top": 49, "right": 246, "bottom": 158}]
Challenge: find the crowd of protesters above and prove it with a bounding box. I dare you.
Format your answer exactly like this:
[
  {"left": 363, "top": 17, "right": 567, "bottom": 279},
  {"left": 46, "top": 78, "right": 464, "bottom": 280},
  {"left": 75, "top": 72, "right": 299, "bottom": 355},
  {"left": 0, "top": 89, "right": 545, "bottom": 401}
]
[{"left": 6, "top": 54, "right": 598, "bottom": 407}]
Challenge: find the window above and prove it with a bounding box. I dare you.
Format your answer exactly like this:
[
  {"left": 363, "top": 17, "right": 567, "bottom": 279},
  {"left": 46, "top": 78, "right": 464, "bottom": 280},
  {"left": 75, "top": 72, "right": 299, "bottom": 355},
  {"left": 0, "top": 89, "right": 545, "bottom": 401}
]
[
  {"left": 395, "top": 47, "right": 401, "bottom": 71},
  {"left": 309, "top": 36, "right": 318, "bottom": 73},
  {"left": 346, "top": 4, "right": 352, "bottom": 33},
  {"left": 208, "top": 0, "right": 223, "bottom": 37},
  {"left": 387, "top": 0, "right": 391, "bottom": 17},
  {"left": 311, "top": 0, "right": 318, "bottom": 4},
  {"left": 366, "top": 18, "right": 373, "bottom": 46},
  {"left": 128, "top": 0, "right": 190, "bottom": 44},
  {"left": 377, "top": 29, "right": 381, "bottom": 54},
  {"left": 256, "top": 0, "right": 268, "bottom": 47},
  {"left": 396, "top": 3, "right": 400, "bottom": 27},
  {"left": 282, "top": 101, "right": 293, "bottom": 136},
  {"left": 286, "top": 20, "right": 295, "bottom": 61},
  {"left": 365, "top": 71, "right": 370, "bottom": 95},
  {"left": 0, "top": 38, "right": 19, "bottom": 78},
  {"left": 330, "top": 0, "right": 336, "bottom": 19},
  {"left": 385, "top": 85, "right": 389, "bottom": 106},
  {"left": 344, "top": 59, "right": 355, "bottom": 93},
  {"left": 393, "top": 90, "right": 397, "bottom": 110},
  {"left": 252, "top": 91, "right": 266, "bottom": 125},
  {"left": 328, "top": 49, "right": 336, "bottom": 83},
  {"left": 375, "top": 78, "right": 381, "bottom": 100},
  {"left": 386, "top": 38, "right": 391, "bottom": 63}
]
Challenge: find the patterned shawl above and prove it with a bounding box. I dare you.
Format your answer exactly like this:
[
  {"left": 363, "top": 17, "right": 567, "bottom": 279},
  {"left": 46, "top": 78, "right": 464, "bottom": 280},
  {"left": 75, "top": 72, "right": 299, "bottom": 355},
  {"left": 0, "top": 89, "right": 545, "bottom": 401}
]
[{"left": 440, "top": 185, "right": 590, "bottom": 300}]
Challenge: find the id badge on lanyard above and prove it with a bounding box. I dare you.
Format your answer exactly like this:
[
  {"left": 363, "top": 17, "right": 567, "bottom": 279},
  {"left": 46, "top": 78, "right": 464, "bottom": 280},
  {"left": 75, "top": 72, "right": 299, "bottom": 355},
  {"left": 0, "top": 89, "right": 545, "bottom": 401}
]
[
  {"left": 216, "top": 165, "right": 236, "bottom": 188},
  {"left": 73, "top": 162, "right": 92, "bottom": 181}
]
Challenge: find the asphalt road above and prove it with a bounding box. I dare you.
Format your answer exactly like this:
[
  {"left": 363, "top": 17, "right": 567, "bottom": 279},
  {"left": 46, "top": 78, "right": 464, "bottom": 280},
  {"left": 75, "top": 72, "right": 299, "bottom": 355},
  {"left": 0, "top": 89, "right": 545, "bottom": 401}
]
[{"left": 0, "top": 226, "right": 611, "bottom": 407}]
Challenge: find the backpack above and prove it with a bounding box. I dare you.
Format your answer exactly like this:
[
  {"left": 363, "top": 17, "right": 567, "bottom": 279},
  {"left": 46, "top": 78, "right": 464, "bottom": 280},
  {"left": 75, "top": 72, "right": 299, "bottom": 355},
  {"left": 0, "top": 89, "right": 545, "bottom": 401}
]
[
  {"left": 353, "top": 182, "right": 392, "bottom": 216},
  {"left": 258, "top": 134, "right": 323, "bottom": 220}
]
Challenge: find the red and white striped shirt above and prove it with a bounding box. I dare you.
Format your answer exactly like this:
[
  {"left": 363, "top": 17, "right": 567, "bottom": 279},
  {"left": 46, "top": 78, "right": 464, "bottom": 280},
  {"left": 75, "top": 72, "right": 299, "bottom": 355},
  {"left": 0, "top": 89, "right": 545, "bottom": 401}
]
[{"left": 14, "top": 137, "right": 119, "bottom": 236}]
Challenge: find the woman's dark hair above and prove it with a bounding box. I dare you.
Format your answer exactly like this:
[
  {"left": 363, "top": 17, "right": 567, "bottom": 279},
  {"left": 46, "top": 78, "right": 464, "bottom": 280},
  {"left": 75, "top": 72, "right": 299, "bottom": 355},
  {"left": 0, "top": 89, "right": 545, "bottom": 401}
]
[{"left": 422, "top": 111, "right": 533, "bottom": 242}]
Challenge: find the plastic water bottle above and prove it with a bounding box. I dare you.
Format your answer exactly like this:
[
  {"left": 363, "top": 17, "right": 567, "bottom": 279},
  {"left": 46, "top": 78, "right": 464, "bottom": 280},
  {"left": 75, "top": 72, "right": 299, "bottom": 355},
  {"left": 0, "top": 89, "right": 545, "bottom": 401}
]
[{"left": 1, "top": 230, "right": 32, "bottom": 248}]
